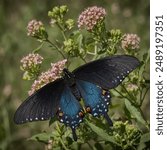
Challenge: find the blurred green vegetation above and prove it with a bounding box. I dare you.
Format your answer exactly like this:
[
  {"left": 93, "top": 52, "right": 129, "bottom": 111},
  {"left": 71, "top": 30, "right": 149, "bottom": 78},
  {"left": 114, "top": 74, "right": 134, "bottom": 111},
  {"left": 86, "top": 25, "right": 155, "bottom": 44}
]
[{"left": 0, "top": 0, "right": 149, "bottom": 149}]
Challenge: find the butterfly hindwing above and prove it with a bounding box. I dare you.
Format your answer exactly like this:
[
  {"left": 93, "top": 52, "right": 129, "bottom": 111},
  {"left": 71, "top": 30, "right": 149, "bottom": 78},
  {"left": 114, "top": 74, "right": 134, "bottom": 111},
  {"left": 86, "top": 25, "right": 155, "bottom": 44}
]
[
  {"left": 57, "top": 85, "right": 84, "bottom": 141},
  {"left": 73, "top": 55, "right": 140, "bottom": 89},
  {"left": 76, "top": 80, "right": 113, "bottom": 125},
  {"left": 14, "top": 79, "right": 64, "bottom": 124}
]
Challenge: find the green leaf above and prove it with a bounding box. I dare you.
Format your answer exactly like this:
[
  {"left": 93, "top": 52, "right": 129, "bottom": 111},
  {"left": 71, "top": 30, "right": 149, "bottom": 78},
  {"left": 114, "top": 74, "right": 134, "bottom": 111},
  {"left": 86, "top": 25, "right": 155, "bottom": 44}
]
[
  {"left": 125, "top": 99, "right": 146, "bottom": 126},
  {"left": 137, "top": 133, "right": 150, "bottom": 150},
  {"left": 140, "top": 132, "right": 150, "bottom": 143},
  {"left": 28, "top": 132, "right": 54, "bottom": 143},
  {"left": 49, "top": 116, "right": 57, "bottom": 126},
  {"left": 124, "top": 103, "right": 132, "bottom": 120},
  {"left": 86, "top": 120, "right": 120, "bottom": 146}
]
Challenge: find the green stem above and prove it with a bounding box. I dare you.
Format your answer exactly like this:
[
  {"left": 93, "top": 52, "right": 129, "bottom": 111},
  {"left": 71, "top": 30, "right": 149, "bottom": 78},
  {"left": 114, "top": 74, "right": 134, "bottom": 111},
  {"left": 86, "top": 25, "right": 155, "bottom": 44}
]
[
  {"left": 45, "top": 39, "right": 66, "bottom": 59},
  {"left": 139, "top": 87, "right": 142, "bottom": 100},
  {"left": 137, "top": 107, "right": 149, "bottom": 130},
  {"left": 121, "top": 84, "right": 136, "bottom": 103},
  {"left": 94, "top": 41, "right": 98, "bottom": 55},
  {"left": 140, "top": 88, "right": 149, "bottom": 106},
  {"left": 109, "top": 42, "right": 117, "bottom": 54},
  {"left": 59, "top": 138, "right": 69, "bottom": 150},
  {"left": 56, "top": 22, "right": 64, "bottom": 31},
  {"left": 61, "top": 30, "right": 67, "bottom": 41},
  {"left": 33, "top": 42, "right": 44, "bottom": 53},
  {"left": 55, "top": 122, "right": 69, "bottom": 150},
  {"left": 56, "top": 23, "right": 67, "bottom": 41},
  {"left": 66, "top": 55, "right": 71, "bottom": 69},
  {"left": 56, "top": 122, "right": 61, "bottom": 134},
  {"left": 79, "top": 54, "right": 87, "bottom": 63},
  {"left": 108, "top": 36, "right": 122, "bottom": 55},
  {"left": 87, "top": 51, "right": 96, "bottom": 55},
  {"left": 113, "top": 88, "right": 136, "bottom": 106}
]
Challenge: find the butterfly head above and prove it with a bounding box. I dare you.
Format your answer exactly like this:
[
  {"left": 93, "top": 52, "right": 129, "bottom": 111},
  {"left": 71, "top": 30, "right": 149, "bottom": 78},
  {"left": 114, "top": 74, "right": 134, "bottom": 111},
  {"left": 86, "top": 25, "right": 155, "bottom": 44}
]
[{"left": 63, "top": 68, "right": 75, "bottom": 86}]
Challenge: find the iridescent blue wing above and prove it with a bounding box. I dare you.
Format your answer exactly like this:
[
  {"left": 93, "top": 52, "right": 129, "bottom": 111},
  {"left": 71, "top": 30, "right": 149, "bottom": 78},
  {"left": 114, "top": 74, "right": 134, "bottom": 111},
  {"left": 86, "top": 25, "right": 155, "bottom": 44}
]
[
  {"left": 57, "top": 85, "right": 84, "bottom": 141},
  {"left": 73, "top": 55, "right": 140, "bottom": 89},
  {"left": 76, "top": 80, "right": 113, "bottom": 126},
  {"left": 14, "top": 79, "right": 64, "bottom": 124}
]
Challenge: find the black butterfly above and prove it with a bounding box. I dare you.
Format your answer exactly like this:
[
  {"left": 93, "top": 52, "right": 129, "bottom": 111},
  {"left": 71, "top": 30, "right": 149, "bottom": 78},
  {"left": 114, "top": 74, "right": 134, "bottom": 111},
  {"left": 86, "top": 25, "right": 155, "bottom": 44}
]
[{"left": 14, "top": 55, "right": 140, "bottom": 141}]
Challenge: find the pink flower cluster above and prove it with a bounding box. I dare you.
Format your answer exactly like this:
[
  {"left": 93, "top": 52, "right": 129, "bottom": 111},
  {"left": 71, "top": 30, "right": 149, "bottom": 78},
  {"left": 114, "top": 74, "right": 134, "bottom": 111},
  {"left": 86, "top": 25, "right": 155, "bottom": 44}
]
[
  {"left": 27, "top": 19, "right": 43, "bottom": 37},
  {"left": 21, "top": 53, "right": 43, "bottom": 71},
  {"left": 121, "top": 34, "right": 140, "bottom": 50},
  {"left": 28, "top": 59, "right": 67, "bottom": 95},
  {"left": 78, "top": 6, "right": 106, "bottom": 31}
]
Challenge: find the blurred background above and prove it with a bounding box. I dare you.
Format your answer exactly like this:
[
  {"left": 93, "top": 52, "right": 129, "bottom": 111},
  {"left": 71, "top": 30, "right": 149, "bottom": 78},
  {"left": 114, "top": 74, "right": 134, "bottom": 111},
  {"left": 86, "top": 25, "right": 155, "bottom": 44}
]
[{"left": 0, "top": 0, "right": 149, "bottom": 149}]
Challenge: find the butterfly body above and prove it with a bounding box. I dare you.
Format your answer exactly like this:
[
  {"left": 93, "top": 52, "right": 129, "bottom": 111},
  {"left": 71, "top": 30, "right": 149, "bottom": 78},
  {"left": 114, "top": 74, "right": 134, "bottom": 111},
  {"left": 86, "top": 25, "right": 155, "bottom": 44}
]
[
  {"left": 14, "top": 55, "right": 140, "bottom": 141},
  {"left": 63, "top": 68, "right": 81, "bottom": 100}
]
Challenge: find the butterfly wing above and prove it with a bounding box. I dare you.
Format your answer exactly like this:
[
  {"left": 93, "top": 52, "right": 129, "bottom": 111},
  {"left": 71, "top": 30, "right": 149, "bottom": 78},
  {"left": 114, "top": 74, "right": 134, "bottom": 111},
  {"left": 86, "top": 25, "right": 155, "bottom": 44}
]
[
  {"left": 73, "top": 55, "right": 140, "bottom": 89},
  {"left": 57, "top": 85, "right": 84, "bottom": 141},
  {"left": 14, "top": 79, "right": 65, "bottom": 124},
  {"left": 76, "top": 80, "right": 113, "bottom": 125}
]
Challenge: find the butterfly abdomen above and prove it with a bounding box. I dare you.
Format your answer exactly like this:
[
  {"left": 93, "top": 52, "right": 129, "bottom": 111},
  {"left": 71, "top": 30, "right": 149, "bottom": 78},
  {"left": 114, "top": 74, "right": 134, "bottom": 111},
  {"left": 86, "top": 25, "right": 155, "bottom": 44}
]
[
  {"left": 70, "top": 85, "right": 81, "bottom": 100},
  {"left": 63, "top": 69, "right": 81, "bottom": 100}
]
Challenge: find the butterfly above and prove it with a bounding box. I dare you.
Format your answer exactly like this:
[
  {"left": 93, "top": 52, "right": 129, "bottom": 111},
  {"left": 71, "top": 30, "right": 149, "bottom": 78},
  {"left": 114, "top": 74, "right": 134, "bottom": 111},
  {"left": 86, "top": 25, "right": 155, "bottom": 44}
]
[{"left": 14, "top": 55, "right": 140, "bottom": 141}]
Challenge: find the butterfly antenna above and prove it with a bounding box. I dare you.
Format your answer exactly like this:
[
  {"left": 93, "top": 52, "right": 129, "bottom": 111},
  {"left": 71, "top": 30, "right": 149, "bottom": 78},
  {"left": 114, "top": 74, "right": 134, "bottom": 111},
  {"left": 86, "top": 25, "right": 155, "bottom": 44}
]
[
  {"left": 72, "top": 128, "right": 77, "bottom": 141},
  {"left": 104, "top": 113, "right": 113, "bottom": 126}
]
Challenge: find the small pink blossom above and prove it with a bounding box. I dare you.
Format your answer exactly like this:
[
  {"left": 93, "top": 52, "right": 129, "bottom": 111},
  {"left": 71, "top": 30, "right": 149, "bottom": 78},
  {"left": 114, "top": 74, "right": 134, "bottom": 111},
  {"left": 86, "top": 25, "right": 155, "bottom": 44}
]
[
  {"left": 78, "top": 6, "right": 106, "bottom": 31},
  {"left": 20, "top": 53, "right": 43, "bottom": 71},
  {"left": 28, "top": 59, "right": 67, "bottom": 95},
  {"left": 121, "top": 34, "right": 140, "bottom": 50},
  {"left": 27, "top": 19, "right": 44, "bottom": 37}
]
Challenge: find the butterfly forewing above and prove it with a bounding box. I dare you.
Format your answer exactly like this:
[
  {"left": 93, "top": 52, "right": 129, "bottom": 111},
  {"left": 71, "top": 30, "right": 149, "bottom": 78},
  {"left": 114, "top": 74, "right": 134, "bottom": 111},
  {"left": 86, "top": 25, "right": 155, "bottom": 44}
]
[
  {"left": 73, "top": 55, "right": 140, "bottom": 89},
  {"left": 14, "top": 79, "right": 65, "bottom": 124}
]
